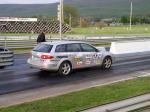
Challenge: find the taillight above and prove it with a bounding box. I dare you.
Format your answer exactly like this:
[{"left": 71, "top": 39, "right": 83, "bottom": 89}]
[{"left": 41, "top": 55, "right": 54, "bottom": 60}]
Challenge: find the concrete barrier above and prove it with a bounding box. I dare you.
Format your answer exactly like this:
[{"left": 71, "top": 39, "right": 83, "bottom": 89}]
[
  {"left": 85, "top": 36, "right": 139, "bottom": 40},
  {"left": 110, "top": 40, "right": 150, "bottom": 61},
  {"left": 0, "top": 49, "right": 14, "bottom": 67}
]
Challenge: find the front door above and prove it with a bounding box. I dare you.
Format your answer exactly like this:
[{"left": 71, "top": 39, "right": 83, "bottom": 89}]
[{"left": 80, "top": 43, "right": 102, "bottom": 67}]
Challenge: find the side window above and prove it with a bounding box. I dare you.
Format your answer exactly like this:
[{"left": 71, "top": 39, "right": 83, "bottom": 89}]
[
  {"left": 67, "top": 44, "right": 81, "bottom": 52},
  {"left": 81, "top": 43, "right": 97, "bottom": 52},
  {"left": 55, "top": 44, "right": 66, "bottom": 52}
]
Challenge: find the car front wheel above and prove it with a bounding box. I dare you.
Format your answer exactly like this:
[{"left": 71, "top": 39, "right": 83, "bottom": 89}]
[
  {"left": 58, "top": 61, "right": 72, "bottom": 76},
  {"left": 102, "top": 57, "right": 112, "bottom": 69}
]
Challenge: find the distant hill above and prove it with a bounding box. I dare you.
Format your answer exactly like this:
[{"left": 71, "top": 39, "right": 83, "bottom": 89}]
[
  {"left": 0, "top": 0, "right": 150, "bottom": 18},
  {"left": 0, "top": 4, "right": 58, "bottom": 17}
]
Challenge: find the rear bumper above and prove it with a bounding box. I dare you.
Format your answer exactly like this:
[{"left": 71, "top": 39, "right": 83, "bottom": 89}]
[{"left": 27, "top": 58, "right": 59, "bottom": 71}]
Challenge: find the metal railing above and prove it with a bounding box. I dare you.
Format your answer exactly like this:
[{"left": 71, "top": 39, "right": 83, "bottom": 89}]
[
  {"left": 2, "top": 35, "right": 145, "bottom": 49},
  {"left": 0, "top": 36, "right": 110, "bottom": 49},
  {"left": 0, "top": 50, "right": 14, "bottom": 67}
]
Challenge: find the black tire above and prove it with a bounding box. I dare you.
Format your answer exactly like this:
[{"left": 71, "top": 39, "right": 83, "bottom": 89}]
[
  {"left": 101, "top": 57, "right": 112, "bottom": 69},
  {"left": 40, "top": 70, "right": 49, "bottom": 73},
  {"left": 58, "top": 61, "right": 72, "bottom": 76},
  {"left": 0, "top": 66, "right": 5, "bottom": 69},
  {"left": 39, "top": 70, "right": 51, "bottom": 77}
]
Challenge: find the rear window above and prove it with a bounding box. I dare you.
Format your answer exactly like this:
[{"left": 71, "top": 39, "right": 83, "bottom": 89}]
[
  {"left": 55, "top": 44, "right": 66, "bottom": 52},
  {"left": 33, "top": 44, "right": 53, "bottom": 53}
]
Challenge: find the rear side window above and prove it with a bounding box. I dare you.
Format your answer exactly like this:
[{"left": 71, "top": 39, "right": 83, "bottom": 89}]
[
  {"left": 55, "top": 44, "right": 66, "bottom": 52},
  {"left": 67, "top": 44, "right": 81, "bottom": 52},
  {"left": 33, "top": 44, "right": 53, "bottom": 53}
]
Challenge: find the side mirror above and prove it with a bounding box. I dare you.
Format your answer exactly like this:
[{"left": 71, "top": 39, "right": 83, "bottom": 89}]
[{"left": 95, "top": 49, "right": 100, "bottom": 52}]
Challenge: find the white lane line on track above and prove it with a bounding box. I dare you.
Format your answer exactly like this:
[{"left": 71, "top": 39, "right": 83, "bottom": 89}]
[
  {"left": 0, "top": 69, "right": 150, "bottom": 107},
  {"left": 113, "top": 58, "right": 150, "bottom": 67},
  {"left": 0, "top": 77, "right": 33, "bottom": 85},
  {"left": 137, "top": 71, "right": 150, "bottom": 78},
  {"left": 0, "top": 65, "right": 29, "bottom": 74},
  {"left": 91, "top": 77, "right": 135, "bottom": 88}
]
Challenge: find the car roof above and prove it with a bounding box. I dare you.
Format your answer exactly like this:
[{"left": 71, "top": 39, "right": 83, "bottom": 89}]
[{"left": 42, "top": 41, "right": 87, "bottom": 46}]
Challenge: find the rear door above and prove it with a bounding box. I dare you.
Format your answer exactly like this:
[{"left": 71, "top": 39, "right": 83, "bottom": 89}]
[
  {"left": 66, "top": 43, "right": 84, "bottom": 69},
  {"left": 55, "top": 44, "right": 68, "bottom": 61}
]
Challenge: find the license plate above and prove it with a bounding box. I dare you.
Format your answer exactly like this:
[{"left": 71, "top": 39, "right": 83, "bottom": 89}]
[{"left": 33, "top": 57, "right": 40, "bottom": 61}]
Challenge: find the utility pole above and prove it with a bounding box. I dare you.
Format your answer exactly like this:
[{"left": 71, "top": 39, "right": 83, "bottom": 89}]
[
  {"left": 80, "top": 17, "right": 82, "bottom": 28},
  {"left": 61, "top": 0, "right": 64, "bottom": 23},
  {"left": 130, "top": 0, "right": 133, "bottom": 30},
  {"left": 59, "top": 0, "right": 63, "bottom": 40},
  {"left": 69, "top": 13, "right": 72, "bottom": 27}
]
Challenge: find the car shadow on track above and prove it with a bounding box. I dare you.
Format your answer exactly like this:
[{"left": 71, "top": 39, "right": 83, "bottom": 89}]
[{"left": 36, "top": 67, "right": 114, "bottom": 80}]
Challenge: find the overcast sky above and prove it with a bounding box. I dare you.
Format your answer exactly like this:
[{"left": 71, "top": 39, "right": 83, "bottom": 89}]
[{"left": 0, "top": 0, "right": 59, "bottom": 4}]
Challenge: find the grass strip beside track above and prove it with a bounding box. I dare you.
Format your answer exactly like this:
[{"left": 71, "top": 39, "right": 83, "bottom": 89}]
[
  {"left": 1, "top": 25, "right": 150, "bottom": 36},
  {"left": 0, "top": 77, "right": 150, "bottom": 112},
  {"left": 71, "top": 25, "right": 150, "bottom": 36}
]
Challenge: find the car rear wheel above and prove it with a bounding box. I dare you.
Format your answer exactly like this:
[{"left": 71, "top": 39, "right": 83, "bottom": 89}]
[
  {"left": 0, "top": 66, "right": 5, "bottom": 69},
  {"left": 102, "top": 57, "right": 112, "bottom": 69},
  {"left": 58, "top": 61, "right": 72, "bottom": 76}
]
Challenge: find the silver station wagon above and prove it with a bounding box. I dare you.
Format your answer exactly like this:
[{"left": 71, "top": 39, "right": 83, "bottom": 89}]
[{"left": 28, "top": 41, "right": 113, "bottom": 76}]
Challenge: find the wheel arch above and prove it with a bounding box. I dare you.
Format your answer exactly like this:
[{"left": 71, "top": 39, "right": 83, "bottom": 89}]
[
  {"left": 104, "top": 55, "right": 112, "bottom": 60},
  {"left": 59, "top": 60, "right": 73, "bottom": 69}
]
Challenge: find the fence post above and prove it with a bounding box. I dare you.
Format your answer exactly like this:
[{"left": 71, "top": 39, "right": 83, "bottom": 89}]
[
  {"left": 4, "top": 36, "right": 7, "bottom": 51},
  {"left": 84, "top": 36, "right": 87, "bottom": 40},
  {"left": 29, "top": 35, "right": 31, "bottom": 40}
]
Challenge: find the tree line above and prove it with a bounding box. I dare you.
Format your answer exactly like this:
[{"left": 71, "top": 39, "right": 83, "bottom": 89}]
[
  {"left": 31, "top": 5, "right": 150, "bottom": 27},
  {"left": 119, "top": 16, "right": 150, "bottom": 24}
]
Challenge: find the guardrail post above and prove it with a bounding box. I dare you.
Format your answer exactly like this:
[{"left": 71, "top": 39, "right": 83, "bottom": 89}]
[
  {"left": 4, "top": 36, "right": 7, "bottom": 51},
  {"left": 49, "top": 34, "right": 52, "bottom": 40}
]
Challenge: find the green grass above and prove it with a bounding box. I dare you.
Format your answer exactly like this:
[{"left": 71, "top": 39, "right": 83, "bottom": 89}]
[
  {"left": 1, "top": 25, "right": 150, "bottom": 37},
  {"left": 93, "top": 43, "right": 110, "bottom": 47},
  {"left": 0, "top": 33, "right": 36, "bottom": 36},
  {"left": 129, "top": 105, "right": 150, "bottom": 112},
  {"left": 71, "top": 25, "right": 150, "bottom": 36},
  {"left": 0, "top": 77, "right": 150, "bottom": 112}
]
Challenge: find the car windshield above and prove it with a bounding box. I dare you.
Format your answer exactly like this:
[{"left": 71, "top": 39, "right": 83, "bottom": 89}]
[{"left": 33, "top": 44, "right": 53, "bottom": 53}]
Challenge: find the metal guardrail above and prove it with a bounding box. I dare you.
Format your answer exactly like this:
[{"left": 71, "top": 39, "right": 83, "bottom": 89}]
[
  {"left": 0, "top": 50, "right": 14, "bottom": 67},
  {"left": 0, "top": 40, "right": 37, "bottom": 49},
  {"left": 3, "top": 35, "right": 145, "bottom": 49},
  {"left": 0, "top": 36, "right": 110, "bottom": 49}
]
